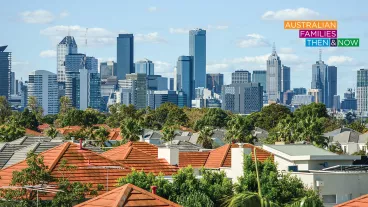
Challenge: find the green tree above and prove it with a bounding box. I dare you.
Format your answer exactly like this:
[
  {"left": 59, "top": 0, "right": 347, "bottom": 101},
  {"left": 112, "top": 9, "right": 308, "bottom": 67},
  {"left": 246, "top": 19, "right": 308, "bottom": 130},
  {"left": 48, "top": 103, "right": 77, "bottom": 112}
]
[
  {"left": 0, "top": 96, "right": 12, "bottom": 123},
  {"left": 59, "top": 96, "right": 71, "bottom": 115},
  {"left": 106, "top": 104, "right": 139, "bottom": 128},
  {"left": 197, "top": 126, "right": 213, "bottom": 148},
  {"left": 120, "top": 118, "right": 143, "bottom": 141},
  {"left": 292, "top": 116, "right": 327, "bottom": 148},
  {"left": 328, "top": 142, "right": 343, "bottom": 154},
  {"left": 225, "top": 116, "right": 253, "bottom": 143},
  {"left": 42, "top": 114, "right": 58, "bottom": 125},
  {"left": 248, "top": 104, "right": 292, "bottom": 131},
  {"left": 27, "top": 96, "right": 44, "bottom": 122},
  {"left": 177, "top": 191, "right": 214, "bottom": 207},
  {"left": 193, "top": 108, "right": 230, "bottom": 130},
  {"left": 162, "top": 125, "right": 176, "bottom": 144},
  {"left": 345, "top": 112, "right": 356, "bottom": 124},
  {"left": 94, "top": 127, "right": 109, "bottom": 147},
  {"left": 45, "top": 126, "right": 58, "bottom": 139},
  {"left": 0, "top": 120, "right": 25, "bottom": 142},
  {"left": 0, "top": 152, "right": 53, "bottom": 205},
  {"left": 16, "top": 108, "right": 39, "bottom": 131},
  {"left": 348, "top": 120, "right": 366, "bottom": 133}
]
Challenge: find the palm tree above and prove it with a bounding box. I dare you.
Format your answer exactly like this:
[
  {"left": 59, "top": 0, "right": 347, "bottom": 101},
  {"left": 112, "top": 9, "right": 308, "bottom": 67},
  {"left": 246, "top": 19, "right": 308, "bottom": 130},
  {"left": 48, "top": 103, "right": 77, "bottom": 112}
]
[
  {"left": 197, "top": 126, "right": 213, "bottom": 149},
  {"left": 162, "top": 126, "right": 176, "bottom": 145},
  {"left": 94, "top": 127, "right": 109, "bottom": 147},
  {"left": 120, "top": 118, "right": 143, "bottom": 142},
  {"left": 225, "top": 116, "right": 253, "bottom": 143},
  {"left": 45, "top": 126, "right": 58, "bottom": 139},
  {"left": 84, "top": 127, "right": 95, "bottom": 141}
]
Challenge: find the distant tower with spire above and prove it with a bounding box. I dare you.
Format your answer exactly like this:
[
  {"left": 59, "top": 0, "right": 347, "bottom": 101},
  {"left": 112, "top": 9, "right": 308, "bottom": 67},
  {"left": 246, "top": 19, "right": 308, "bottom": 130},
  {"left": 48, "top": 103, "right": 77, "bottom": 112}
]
[
  {"left": 57, "top": 36, "right": 78, "bottom": 83},
  {"left": 266, "top": 42, "right": 282, "bottom": 103}
]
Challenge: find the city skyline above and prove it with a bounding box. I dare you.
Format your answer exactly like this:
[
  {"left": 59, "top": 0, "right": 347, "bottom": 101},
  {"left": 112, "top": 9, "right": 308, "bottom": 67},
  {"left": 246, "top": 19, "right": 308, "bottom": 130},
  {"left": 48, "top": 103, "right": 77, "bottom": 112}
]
[{"left": 1, "top": 0, "right": 368, "bottom": 97}]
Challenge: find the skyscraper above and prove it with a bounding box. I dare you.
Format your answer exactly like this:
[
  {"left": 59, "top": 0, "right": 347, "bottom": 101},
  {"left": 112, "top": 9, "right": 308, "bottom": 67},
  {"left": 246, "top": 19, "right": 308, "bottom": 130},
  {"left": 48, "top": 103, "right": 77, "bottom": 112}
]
[
  {"left": 85, "top": 56, "right": 98, "bottom": 73},
  {"left": 281, "top": 65, "right": 290, "bottom": 92},
  {"left": 206, "top": 73, "right": 224, "bottom": 94},
  {"left": 117, "top": 34, "right": 134, "bottom": 80},
  {"left": 232, "top": 70, "right": 251, "bottom": 84},
  {"left": 126, "top": 73, "right": 147, "bottom": 109},
  {"left": 252, "top": 70, "right": 267, "bottom": 93},
  {"left": 283, "top": 90, "right": 294, "bottom": 105},
  {"left": 175, "top": 56, "right": 193, "bottom": 107},
  {"left": 100, "top": 61, "right": 117, "bottom": 80},
  {"left": 28, "top": 70, "right": 58, "bottom": 115},
  {"left": 189, "top": 29, "right": 206, "bottom": 88},
  {"left": 341, "top": 88, "right": 357, "bottom": 110},
  {"left": 311, "top": 54, "right": 337, "bottom": 108},
  {"left": 148, "top": 90, "right": 178, "bottom": 109},
  {"left": 333, "top": 95, "right": 340, "bottom": 110},
  {"left": 308, "top": 89, "right": 322, "bottom": 103},
  {"left": 221, "top": 82, "right": 263, "bottom": 114},
  {"left": 10, "top": 71, "right": 15, "bottom": 95},
  {"left": 135, "top": 59, "right": 154, "bottom": 75},
  {"left": 169, "top": 78, "right": 174, "bottom": 91},
  {"left": 65, "top": 53, "right": 86, "bottom": 107},
  {"left": 57, "top": 36, "right": 78, "bottom": 83},
  {"left": 0, "top": 46, "right": 11, "bottom": 99},
  {"left": 266, "top": 45, "right": 282, "bottom": 103},
  {"left": 147, "top": 75, "right": 168, "bottom": 91},
  {"left": 357, "top": 69, "right": 368, "bottom": 112},
  {"left": 293, "top": 87, "right": 307, "bottom": 95},
  {"left": 76, "top": 69, "right": 101, "bottom": 110}
]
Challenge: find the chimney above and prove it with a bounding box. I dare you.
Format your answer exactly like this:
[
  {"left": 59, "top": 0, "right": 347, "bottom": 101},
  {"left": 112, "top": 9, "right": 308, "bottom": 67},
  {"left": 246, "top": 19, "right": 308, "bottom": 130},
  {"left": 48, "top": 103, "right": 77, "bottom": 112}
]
[
  {"left": 158, "top": 147, "right": 179, "bottom": 166},
  {"left": 231, "top": 144, "right": 251, "bottom": 183},
  {"left": 151, "top": 186, "right": 157, "bottom": 194},
  {"left": 79, "top": 139, "right": 83, "bottom": 150}
]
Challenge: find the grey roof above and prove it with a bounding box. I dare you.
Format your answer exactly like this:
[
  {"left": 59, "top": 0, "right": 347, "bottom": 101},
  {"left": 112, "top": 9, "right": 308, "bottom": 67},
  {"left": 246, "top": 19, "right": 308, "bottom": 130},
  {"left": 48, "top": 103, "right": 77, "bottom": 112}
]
[
  {"left": 212, "top": 129, "right": 226, "bottom": 139},
  {"left": 331, "top": 131, "right": 361, "bottom": 144},
  {"left": 252, "top": 127, "right": 269, "bottom": 139},
  {"left": 0, "top": 144, "right": 26, "bottom": 168},
  {"left": 59, "top": 36, "right": 77, "bottom": 45},
  {"left": 0, "top": 45, "right": 7, "bottom": 52},
  {"left": 189, "top": 133, "right": 199, "bottom": 145},
  {"left": 264, "top": 144, "right": 337, "bottom": 156},
  {"left": 358, "top": 134, "right": 368, "bottom": 144},
  {"left": 173, "top": 136, "right": 191, "bottom": 142},
  {"left": 158, "top": 140, "right": 203, "bottom": 152},
  {"left": 323, "top": 127, "right": 355, "bottom": 137}
]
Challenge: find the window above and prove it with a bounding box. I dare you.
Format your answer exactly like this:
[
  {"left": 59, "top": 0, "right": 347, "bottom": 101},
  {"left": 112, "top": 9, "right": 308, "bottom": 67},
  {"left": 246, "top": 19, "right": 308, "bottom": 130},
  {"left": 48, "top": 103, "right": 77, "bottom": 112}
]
[
  {"left": 322, "top": 195, "right": 336, "bottom": 204},
  {"left": 344, "top": 146, "right": 347, "bottom": 153},
  {"left": 363, "top": 146, "right": 367, "bottom": 152}
]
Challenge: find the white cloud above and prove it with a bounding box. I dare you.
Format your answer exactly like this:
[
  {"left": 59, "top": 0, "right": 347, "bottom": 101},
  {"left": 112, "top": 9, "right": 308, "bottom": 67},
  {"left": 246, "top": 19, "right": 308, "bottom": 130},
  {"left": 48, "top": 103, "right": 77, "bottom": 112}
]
[
  {"left": 262, "top": 8, "right": 319, "bottom": 20},
  {"left": 19, "top": 10, "right": 55, "bottom": 24},
  {"left": 327, "top": 56, "right": 354, "bottom": 65},
  {"left": 147, "top": 6, "right": 158, "bottom": 12},
  {"left": 39, "top": 50, "right": 56, "bottom": 58},
  {"left": 169, "top": 28, "right": 190, "bottom": 34},
  {"left": 40, "top": 25, "right": 116, "bottom": 47},
  {"left": 153, "top": 61, "right": 174, "bottom": 77},
  {"left": 236, "top": 34, "right": 270, "bottom": 48},
  {"left": 207, "top": 25, "right": 229, "bottom": 30},
  {"left": 207, "top": 63, "right": 229, "bottom": 73},
  {"left": 59, "top": 11, "right": 69, "bottom": 18},
  {"left": 279, "top": 47, "right": 294, "bottom": 54},
  {"left": 135, "top": 32, "right": 166, "bottom": 43}
]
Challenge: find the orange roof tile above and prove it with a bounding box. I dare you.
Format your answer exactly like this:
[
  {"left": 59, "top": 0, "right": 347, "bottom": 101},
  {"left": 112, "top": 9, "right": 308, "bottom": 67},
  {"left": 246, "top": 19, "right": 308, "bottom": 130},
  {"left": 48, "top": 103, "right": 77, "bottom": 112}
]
[
  {"left": 37, "top": 123, "right": 50, "bottom": 131},
  {"left": 179, "top": 151, "right": 210, "bottom": 168},
  {"left": 57, "top": 126, "right": 82, "bottom": 135},
  {"left": 335, "top": 194, "right": 368, "bottom": 207},
  {"left": 108, "top": 128, "right": 122, "bottom": 141},
  {"left": 102, "top": 142, "right": 178, "bottom": 175},
  {"left": 0, "top": 142, "right": 131, "bottom": 199},
  {"left": 25, "top": 128, "right": 43, "bottom": 136},
  {"left": 75, "top": 183, "right": 182, "bottom": 207},
  {"left": 204, "top": 144, "right": 273, "bottom": 168}
]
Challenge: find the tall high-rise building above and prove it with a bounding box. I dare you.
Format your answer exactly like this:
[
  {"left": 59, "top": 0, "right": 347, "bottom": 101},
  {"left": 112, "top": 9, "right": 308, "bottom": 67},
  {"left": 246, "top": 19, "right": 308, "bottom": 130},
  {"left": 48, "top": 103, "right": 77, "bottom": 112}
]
[
  {"left": 0, "top": 46, "right": 11, "bottom": 99},
  {"left": 175, "top": 56, "right": 193, "bottom": 107},
  {"left": 126, "top": 73, "right": 147, "bottom": 109},
  {"left": 100, "top": 61, "right": 117, "bottom": 80},
  {"left": 311, "top": 55, "right": 337, "bottom": 108},
  {"left": 293, "top": 87, "right": 307, "bottom": 95},
  {"left": 189, "top": 29, "right": 206, "bottom": 88},
  {"left": 357, "top": 69, "right": 368, "bottom": 112},
  {"left": 283, "top": 90, "right": 294, "bottom": 105},
  {"left": 267, "top": 45, "right": 282, "bottom": 103},
  {"left": 232, "top": 70, "right": 251, "bottom": 84},
  {"left": 169, "top": 78, "right": 174, "bottom": 91},
  {"left": 117, "top": 34, "right": 134, "bottom": 80},
  {"left": 28, "top": 70, "right": 58, "bottom": 115},
  {"left": 10, "top": 71, "right": 15, "bottom": 95},
  {"left": 291, "top": 95, "right": 315, "bottom": 106},
  {"left": 206, "top": 73, "right": 224, "bottom": 94},
  {"left": 57, "top": 36, "right": 78, "bottom": 82},
  {"left": 341, "top": 88, "right": 357, "bottom": 110},
  {"left": 76, "top": 69, "right": 101, "bottom": 110},
  {"left": 135, "top": 59, "right": 154, "bottom": 75},
  {"left": 308, "top": 89, "right": 322, "bottom": 103},
  {"left": 148, "top": 90, "right": 178, "bottom": 109},
  {"left": 147, "top": 75, "right": 168, "bottom": 91},
  {"left": 333, "top": 95, "right": 340, "bottom": 110},
  {"left": 221, "top": 83, "right": 263, "bottom": 114},
  {"left": 281, "top": 65, "right": 290, "bottom": 92},
  {"left": 85, "top": 56, "right": 98, "bottom": 73},
  {"left": 65, "top": 53, "right": 86, "bottom": 107},
  {"left": 252, "top": 70, "right": 266, "bottom": 93}
]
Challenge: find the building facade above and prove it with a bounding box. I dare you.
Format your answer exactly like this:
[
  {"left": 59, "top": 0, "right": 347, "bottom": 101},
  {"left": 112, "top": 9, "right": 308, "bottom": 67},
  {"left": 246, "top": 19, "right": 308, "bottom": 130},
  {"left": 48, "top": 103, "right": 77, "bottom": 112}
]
[
  {"left": 189, "top": 29, "right": 206, "bottom": 88},
  {"left": 293, "top": 87, "right": 307, "bottom": 95},
  {"left": 267, "top": 46, "right": 282, "bottom": 103},
  {"left": 76, "top": 69, "right": 101, "bottom": 110},
  {"left": 341, "top": 88, "right": 357, "bottom": 110},
  {"left": 148, "top": 90, "right": 178, "bottom": 109},
  {"left": 221, "top": 83, "right": 263, "bottom": 114},
  {"left": 0, "top": 46, "right": 11, "bottom": 99},
  {"left": 135, "top": 59, "right": 154, "bottom": 75},
  {"left": 147, "top": 75, "right": 168, "bottom": 91},
  {"left": 100, "top": 61, "right": 117, "bottom": 80},
  {"left": 283, "top": 90, "right": 294, "bottom": 105},
  {"left": 65, "top": 53, "right": 86, "bottom": 107},
  {"left": 206, "top": 73, "right": 224, "bottom": 94},
  {"left": 333, "top": 95, "right": 341, "bottom": 110},
  {"left": 126, "top": 73, "right": 147, "bottom": 109},
  {"left": 281, "top": 65, "right": 290, "bottom": 92},
  {"left": 57, "top": 36, "right": 78, "bottom": 83},
  {"left": 357, "top": 69, "right": 368, "bottom": 113},
  {"left": 232, "top": 70, "right": 251, "bottom": 84},
  {"left": 308, "top": 89, "right": 323, "bottom": 103},
  {"left": 291, "top": 95, "right": 315, "bottom": 106},
  {"left": 252, "top": 70, "right": 267, "bottom": 93},
  {"left": 117, "top": 34, "right": 134, "bottom": 80},
  {"left": 175, "top": 56, "right": 193, "bottom": 107},
  {"left": 28, "top": 70, "right": 58, "bottom": 115}
]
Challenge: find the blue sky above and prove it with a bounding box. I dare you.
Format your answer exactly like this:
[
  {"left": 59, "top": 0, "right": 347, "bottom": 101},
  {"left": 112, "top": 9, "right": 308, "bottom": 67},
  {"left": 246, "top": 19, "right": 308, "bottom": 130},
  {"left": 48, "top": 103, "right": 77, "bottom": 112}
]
[{"left": 1, "top": 0, "right": 368, "bottom": 96}]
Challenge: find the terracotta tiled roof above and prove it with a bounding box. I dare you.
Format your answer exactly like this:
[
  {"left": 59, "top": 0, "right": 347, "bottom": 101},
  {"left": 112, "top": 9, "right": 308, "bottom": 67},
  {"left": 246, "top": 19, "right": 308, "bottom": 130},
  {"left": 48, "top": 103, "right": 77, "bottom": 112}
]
[
  {"left": 0, "top": 142, "right": 131, "bottom": 199},
  {"left": 108, "top": 128, "right": 122, "bottom": 141},
  {"left": 102, "top": 142, "right": 178, "bottom": 175},
  {"left": 75, "top": 183, "right": 182, "bottom": 207},
  {"left": 335, "top": 194, "right": 368, "bottom": 207},
  {"left": 179, "top": 151, "right": 210, "bottom": 168},
  {"left": 57, "top": 126, "right": 82, "bottom": 135},
  {"left": 37, "top": 123, "right": 50, "bottom": 132},
  {"left": 25, "top": 128, "right": 43, "bottom": 136},
  {"left": 222, "top": 144, "right": 274, "bottom": 167},
  {"left": 204, "top": 144, "right": 230, "bottom": 168}
]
